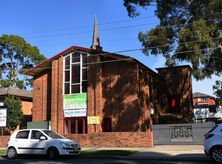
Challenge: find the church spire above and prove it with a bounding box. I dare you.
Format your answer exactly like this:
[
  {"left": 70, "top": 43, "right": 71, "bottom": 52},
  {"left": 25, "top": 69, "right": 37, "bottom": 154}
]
[{"left": 91, "top": 16, "right": 102, "bottom": 51}]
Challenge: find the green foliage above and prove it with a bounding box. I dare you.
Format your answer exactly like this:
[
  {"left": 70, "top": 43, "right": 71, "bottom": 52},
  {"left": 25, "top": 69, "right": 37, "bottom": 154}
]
[
  {"left": 123, "top": 0, "right": 222, "bottom": 80},
  {"left": 0, "top": 148, "right": 6, "bottom": 156},
  {"left": 4, "top": 96, "right": 23, "bottom": 131},
  {"left": 213, "top": 80, "right": 222, "bottom": 105},
  {"left": 0, "top": 34, "right": 46, "bottom": 89}
]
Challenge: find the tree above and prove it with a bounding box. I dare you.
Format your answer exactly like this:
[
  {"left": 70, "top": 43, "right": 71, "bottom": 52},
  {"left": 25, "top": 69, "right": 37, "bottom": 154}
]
[
  {"left": 213, "top": 80, "right": 222, "bottom": 105},
  {"left": 123, "top": 0, "right": 222, "bottom": 80},
  {"left": 4, "top": 96, "right": 23, "bottom": 131},
  {"left": 0, "top": 34, "right": 46, "bottom": 89}
]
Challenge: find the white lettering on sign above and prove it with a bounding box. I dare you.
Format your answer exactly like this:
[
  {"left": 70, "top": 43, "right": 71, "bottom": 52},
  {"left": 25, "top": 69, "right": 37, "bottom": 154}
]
[
  {"left": 64, "top": 109, "right": 87, "bottom": 117},
  {"left": 0, "top": 108, "right": 7, "bottom": 127}
]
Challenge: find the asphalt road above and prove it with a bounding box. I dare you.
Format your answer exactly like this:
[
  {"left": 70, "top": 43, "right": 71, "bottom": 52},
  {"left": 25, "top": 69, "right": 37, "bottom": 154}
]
[{"left": 0, "top": 157, "right": 218, "bottom": 164}]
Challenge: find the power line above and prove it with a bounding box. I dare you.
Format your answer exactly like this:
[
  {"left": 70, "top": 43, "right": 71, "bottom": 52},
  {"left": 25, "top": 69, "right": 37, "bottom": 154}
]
[
  {"left": 36, "top": 37, "right": 138, "bottom": 46},
  {"left": 23, "top": 20, "right": 221, "bottom": 42},
  {"left": 24, "top": 45, "right": 221, "bottom": 72},
  {"left": 40, "top": 33, "right": 222, "bottom": 48},
  {"left": 4, "top": 2, "right": 219, "bottom": 41},
  {"left": 25, "top": 22, "right": 158, "bottom": 39},
  {"left": 19, "top": 16, "right": 154, "bottom": 37},
  {"left": 68, "top": 36, "right": 222, "bottom": 60}
]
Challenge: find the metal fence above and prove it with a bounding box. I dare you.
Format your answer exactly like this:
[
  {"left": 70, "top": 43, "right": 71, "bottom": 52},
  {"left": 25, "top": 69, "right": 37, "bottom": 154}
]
[{"left": 152, "top": 122, "right": 215, "bottom": 145}]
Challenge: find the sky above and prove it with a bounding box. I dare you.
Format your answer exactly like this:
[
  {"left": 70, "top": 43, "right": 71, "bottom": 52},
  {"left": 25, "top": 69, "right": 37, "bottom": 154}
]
[{"left": 0, "top": 0, "right": 220, "bottom": 96}]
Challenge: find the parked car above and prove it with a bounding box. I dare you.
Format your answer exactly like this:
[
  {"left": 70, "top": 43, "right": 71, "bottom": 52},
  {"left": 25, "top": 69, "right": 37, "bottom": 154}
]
[
  {"left": 204, "top": 124, "right": 222, "bottom": 163},
  {"left": 6, "top": 129, "right": 81, "bottom": 159}
]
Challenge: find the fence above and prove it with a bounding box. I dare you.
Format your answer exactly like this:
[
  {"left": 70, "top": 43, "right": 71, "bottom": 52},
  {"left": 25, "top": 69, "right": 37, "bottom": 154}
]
[{"left": 152, "top": 122, "right": 215, "bottom": 145}]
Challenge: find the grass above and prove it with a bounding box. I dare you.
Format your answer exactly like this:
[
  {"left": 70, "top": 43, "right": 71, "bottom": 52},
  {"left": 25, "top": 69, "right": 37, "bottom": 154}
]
[
  {"left": 0, "top": 148, "right": 6, "bottom": 156},
  {"left": 80, "top": 149, "right": 137, "bottom": 157}
]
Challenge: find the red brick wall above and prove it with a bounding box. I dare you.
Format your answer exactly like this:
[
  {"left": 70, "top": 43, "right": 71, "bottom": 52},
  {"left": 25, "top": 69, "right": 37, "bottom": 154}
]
[
  {"left": 51, "top": 57, "right": 64, "bottom": 134},
  {"left": 87, "top": 56, "right": 158, "bottom": 133},
  {"left": 33, "top": 71, "right": 51, "bottom": 121},
  {"left": 87, "top": 55, "right": 103, "bottom": 133},
  {"left": 0, "top": 136, "right": 10, "bottom": 147},
  {"left": 66, "top": 132, "right": 153, "bottom": 147},
  {"left": 100, "top": 59, "right": 162, "bottom": 132},
  {"left": 138, "top": 67, "right": 160, "bottom": 127},
  {"left": 157, "top": 66, "right": 193, "bottom": 118},
  {"left": 101, "top": 60, "right": 141, "bottom": 132}
]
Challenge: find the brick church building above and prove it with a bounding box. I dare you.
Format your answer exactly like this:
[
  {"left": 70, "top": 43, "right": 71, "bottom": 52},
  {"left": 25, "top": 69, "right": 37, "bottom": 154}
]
[{"left": 25, "top": 18, "right": 193, "bottom": 147}]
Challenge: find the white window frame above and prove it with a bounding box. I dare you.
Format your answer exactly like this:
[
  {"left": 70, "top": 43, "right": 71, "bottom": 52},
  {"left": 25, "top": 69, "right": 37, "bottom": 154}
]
[{"left": 63, "top": 51, "right": 88, "bottom": 95}]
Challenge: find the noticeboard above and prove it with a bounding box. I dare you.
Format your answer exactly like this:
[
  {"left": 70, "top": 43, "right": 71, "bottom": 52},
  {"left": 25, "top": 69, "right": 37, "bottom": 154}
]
[
  {"left": 0, "top": 108, "right": 7, "bottom": 127},
  {"left": 88, "top": 116, "right": 100, "bottom": 124},
  {"left": 64, "top": 93, "right": 87, "bottom": 110}
]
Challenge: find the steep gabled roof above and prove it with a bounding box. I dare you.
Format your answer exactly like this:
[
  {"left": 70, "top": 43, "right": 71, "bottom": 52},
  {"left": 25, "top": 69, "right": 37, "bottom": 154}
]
[
  {"left": 25, "top": 46, "right": 102, "bottom": 76},
  {"left": 193, "top": 92, "right": 215, "bottom": 98},
  {"left": 25, "top": 45, "right": 160, "bottom": 79}
]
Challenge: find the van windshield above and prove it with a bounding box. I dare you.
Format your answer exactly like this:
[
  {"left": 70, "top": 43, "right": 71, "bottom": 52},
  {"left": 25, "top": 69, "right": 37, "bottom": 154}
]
[{"left": 43, "top": 130, "right": 64, "bottom": 139}]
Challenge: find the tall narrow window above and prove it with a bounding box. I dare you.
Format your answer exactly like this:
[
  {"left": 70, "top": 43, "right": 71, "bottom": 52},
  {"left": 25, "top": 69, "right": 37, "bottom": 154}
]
[
  {"left": 65, "top": 57, "right": 70, "bottom": 69},
  {"left": 70, "top": 119, "right": 77, "bottom": 134},
  {"left": 167, "top": 95, "right": 179, "bottom": 113},
  {"left": 82, "top": 81, "right": 87, "bottom": 93},
  {"left": 63, "top": 52, "right": 88, "bottom": 135},
  {"left": 71, "top": 65, "right": 80, "bottom": 84},
  {"left": 64, "top": 83, "right": 70, "bottom": 94},
  {"left": 72, "top": 52, "right": 80, "bottom": 63},
  {"left": 65, "top": 71, "right": 70, "bottom": 82},
  {"left": 82, "top": 54, "right": 87, "bottom": 65},
  {"left": 64, "top": 56, "right": 70, "bottom": 94},
  {"left": 71, "top": 85, "right": 80, "bottom": 94},
  {"left": 64, "top": 52, "right": 88, "bottom": 94},
  {"left": 82, "top": 68, "right": 87, "bottom": 81}
]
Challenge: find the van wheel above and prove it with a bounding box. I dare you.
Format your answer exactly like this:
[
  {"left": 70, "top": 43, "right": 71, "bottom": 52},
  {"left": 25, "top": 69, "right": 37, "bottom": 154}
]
[
  {"left": 7, "top": 147, "right": 17, "bottom": 159},
  {"left": 47, "top": 147, "right": 59, "bottom": 160},
  {"left": 211, "top": 147, "right": 222, "bottom": 163}
]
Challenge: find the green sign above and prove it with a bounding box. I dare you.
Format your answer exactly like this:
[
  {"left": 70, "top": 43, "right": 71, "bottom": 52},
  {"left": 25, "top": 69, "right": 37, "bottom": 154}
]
[{"left": 64, "top": 93, "right": 87, "bottom": 109}]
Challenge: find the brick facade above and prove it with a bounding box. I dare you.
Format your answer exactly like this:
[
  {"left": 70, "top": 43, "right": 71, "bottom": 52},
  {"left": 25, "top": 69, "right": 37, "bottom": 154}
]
[
  {"left": 87, "top": 55, "right": 103, "bottom": 133},
  {"left": 157, "top": 66, "right": 193, "bottom": 120},
  {"left": 33, "top": 71, "right": 51, "bottom": 121},
  {"left": 50, "top": 58, "right": 64, "bottom": 134},
  {"left": 66, "top": 132, "right": 153, "bottom": 147},
  {"left": 100, "top": 59, "right": 159, "bottom": 132},
  {"left": 27, "top": 46, "right": 193, "bottom": 147}
]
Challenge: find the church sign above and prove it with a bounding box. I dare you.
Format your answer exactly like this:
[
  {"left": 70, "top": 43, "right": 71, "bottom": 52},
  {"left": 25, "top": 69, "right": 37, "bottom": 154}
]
[{"left": 64, "top": 93, "right": 87, "bottom": 110}]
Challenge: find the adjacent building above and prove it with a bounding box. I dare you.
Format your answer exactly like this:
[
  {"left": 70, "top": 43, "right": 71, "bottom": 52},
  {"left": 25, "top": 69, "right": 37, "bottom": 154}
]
[
  {"left": 193, "top": 92, "right": 216, "bottom": 106},
  {"left": 0, "top": 87, "right": 33, "bottom": 134},
  {"left": 193, "top": 92, "right": 220, "bottom": 121}
]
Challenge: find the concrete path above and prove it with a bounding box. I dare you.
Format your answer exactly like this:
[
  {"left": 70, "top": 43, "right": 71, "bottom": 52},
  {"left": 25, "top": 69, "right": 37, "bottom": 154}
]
[
  {"left": 82, "top": 145, "right": 208, "bottom": 161},
  {"left": 130, "top": 145, "right": 206, "bottom": 160}
]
